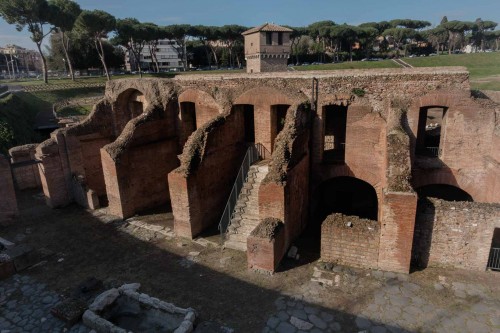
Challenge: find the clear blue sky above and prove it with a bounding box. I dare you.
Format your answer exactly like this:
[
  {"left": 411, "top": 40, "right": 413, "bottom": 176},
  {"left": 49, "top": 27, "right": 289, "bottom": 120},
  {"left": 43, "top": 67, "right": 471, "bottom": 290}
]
[{"left": 1, "top": 0, "right": 499, "bottom": 49}]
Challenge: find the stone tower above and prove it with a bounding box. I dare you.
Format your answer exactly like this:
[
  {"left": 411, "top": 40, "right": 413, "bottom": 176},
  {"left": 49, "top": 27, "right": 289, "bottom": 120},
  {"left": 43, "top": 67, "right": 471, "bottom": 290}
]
[{"left": 242, "top": 23, "right": 293, "bottom": 73}]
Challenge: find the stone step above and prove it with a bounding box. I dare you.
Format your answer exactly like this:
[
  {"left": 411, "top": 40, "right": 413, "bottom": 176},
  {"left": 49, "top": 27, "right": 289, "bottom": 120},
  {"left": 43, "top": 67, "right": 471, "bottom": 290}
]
[
  {"left": 227, "top": 224, "right": 257, "bottom": 233},
  {"left": 224, "top": 239, "right": 247, "bottom": 251}
]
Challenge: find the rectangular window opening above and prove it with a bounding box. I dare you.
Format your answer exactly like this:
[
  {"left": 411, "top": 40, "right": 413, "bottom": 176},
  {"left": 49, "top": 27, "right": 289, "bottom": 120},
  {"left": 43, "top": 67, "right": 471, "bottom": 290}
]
[{"left": 323, "top": 105, "right": 347, "bottom": 164}]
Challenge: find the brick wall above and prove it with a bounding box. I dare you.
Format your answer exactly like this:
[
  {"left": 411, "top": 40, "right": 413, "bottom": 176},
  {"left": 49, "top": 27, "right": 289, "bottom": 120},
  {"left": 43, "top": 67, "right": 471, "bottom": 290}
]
[
  {"left": 35, "top": 138, "right": 71, "bottom": 208},
  {"left": 0, "top": 154, "right": 17, "bottom": 225},
  {"left": 169, "top": 110, "right": 246, "bottom": 238},
  {"left": 247, "top": 57, "right": 288, "bottom": 73},
  {"left": 321, "top": 214, "right": 380, "bottom": 269},
  {"left": 408, "top": 92, "right": 499, "bottom": 203},
  {"left": 413, "top": 198, "right": 500, "bottom": 271},
  {"left": 9, "top": 144, "right": 41, "bottom": 190},
  {"left": 378, "top": 192, "right": 418, "bottom": 273},
  {"left": 102, "top": 106, "right": 180, "bottom": 218}
]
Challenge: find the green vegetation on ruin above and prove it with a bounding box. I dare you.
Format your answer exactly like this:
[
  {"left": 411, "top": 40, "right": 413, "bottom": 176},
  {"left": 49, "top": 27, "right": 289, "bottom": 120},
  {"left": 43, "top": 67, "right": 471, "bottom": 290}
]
[{"left": 57, "top": 104, "right": 93, "bottom": 117}]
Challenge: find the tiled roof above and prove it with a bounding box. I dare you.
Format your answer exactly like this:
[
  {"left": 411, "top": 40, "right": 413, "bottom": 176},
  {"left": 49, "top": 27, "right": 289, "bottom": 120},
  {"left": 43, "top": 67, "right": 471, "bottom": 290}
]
[{"left": 242, "top": 23, "right": 293, "bottom": 35}]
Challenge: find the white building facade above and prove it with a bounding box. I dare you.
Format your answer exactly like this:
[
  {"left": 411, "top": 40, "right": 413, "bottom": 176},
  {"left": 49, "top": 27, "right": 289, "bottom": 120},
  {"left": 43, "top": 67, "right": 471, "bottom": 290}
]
[{"left": 125, "top": 39, "right": 183, "bottom": 72}]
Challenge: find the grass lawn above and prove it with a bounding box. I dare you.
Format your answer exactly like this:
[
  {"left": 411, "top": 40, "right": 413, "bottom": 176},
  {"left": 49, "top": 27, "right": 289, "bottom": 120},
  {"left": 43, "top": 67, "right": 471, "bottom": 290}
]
[
  {"left": 0, "top": 70, "right": 245, "bottom": 87},
  {"left": 404, "top": 52, "right": 500, "bottom": 90},
  {"left": 294, "top": 60, "right": 400, "bottom": 71},
  {"left": 57, "top": 104, "right": 93, "bottom": 117}
]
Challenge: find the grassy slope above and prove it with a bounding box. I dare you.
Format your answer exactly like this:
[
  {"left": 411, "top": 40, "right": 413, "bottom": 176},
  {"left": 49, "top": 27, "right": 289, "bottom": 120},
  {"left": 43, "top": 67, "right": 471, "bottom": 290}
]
[
  {"left": 0, "top": 93, "right": 41, "bottom": 153},
  {"left": 0, "top": 87, "right": 104, "bottom": 154},
  {"left": 58, "top": 104, "right": 93, "bottom": 117}
]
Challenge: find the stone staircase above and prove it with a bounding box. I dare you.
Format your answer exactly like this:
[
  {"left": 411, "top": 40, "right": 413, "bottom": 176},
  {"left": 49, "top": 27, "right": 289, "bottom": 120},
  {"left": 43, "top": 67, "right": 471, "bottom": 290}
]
[{"left": 224, "top": 162, "right": 269, "bottom": 251}]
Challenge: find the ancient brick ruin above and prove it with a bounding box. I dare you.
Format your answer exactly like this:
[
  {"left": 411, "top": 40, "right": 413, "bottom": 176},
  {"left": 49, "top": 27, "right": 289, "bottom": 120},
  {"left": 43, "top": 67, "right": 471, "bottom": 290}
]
[{"left": 1, "top": 67, "right": 499, "bottom": 274}]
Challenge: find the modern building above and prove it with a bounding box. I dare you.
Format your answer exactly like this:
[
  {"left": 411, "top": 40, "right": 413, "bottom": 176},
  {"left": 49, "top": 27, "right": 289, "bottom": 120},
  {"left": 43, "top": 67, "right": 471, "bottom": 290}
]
[
  {"left": 242, "top": 23, "right": 293, "bottom": 73},
  {"left": 0, "top": 44, "right": 42, "bottom": 77},
  {"left": 124, "top": 39, "right": 183, "bottom": 72}
]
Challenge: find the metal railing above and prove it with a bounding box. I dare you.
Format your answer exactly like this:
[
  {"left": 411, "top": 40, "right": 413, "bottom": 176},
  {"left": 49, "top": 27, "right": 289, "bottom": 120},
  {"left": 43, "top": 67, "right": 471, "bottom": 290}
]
[
  {"left": 487, "top": 248, "right": 500, "bottom": 271},
  {"left": 217, "top": 144, "right": 266, "bottom": 237},
  {"left": 416, "top": 146, "right": 440, "bottom": 158},
  {"left": 255, "top": 142, "right": 271, "bottom": 160},
  {"left": 425, "top": 146, "right": 440, "bottom": 157}
]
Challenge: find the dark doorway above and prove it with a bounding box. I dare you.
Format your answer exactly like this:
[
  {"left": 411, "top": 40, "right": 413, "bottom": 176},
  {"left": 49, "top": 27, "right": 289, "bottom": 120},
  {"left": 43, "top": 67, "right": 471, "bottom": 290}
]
[
  {"left": 416, "top": 106, "right": 447, "bottom": 157},
  {"left": 180, "top": 102, "right": 197, "bottom": 140},
  {"left": 416, "top": 184, "right": 472, "bottom": 201},
  {"left": 271, "top": 104, "right": 289, "bottom": 151},
  {"left": 242, "top": 104, "right": 255, "bottom": 143},
  {"left": 291, "top": 176, "right": 378, "bottom": 268},
  {"left": 323, "top": 104, "right": 347, "bottom": 163}
]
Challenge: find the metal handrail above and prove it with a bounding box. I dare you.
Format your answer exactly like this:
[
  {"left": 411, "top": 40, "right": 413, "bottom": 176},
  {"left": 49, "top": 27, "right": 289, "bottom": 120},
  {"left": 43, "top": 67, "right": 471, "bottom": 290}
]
[
  {"left": 255, "top": 142, "right": 271, "bottom": 160},
  {"left": 218, "top": 143, "right": 265, "bottom": 237}
]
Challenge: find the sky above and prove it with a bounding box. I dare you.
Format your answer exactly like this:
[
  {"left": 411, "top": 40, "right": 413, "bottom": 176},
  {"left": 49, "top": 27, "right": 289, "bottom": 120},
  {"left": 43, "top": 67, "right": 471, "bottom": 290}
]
[{"left": 1, "top": 0, "right": 499, "bottom": 49}]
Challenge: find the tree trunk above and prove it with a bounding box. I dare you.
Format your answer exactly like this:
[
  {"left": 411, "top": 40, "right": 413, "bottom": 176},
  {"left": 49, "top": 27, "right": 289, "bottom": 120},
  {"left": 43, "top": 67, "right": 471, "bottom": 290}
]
[
  {"left": 36, "top": 42, "right": 48, "bottom": 84},
  {"left": 96, "top": 38, "right": 110, "bottom": 81},
  {"left": 210, "top": 47, "right": 219, "bottom": 68},
  {"left": 183, "top": 39, "right": 187, "bottom": 71},
  {"left": 203, "top": 43, "right": 212, "bottom": 68},
  {"left": 61, "top": 31, "right": 75, "bottom": 81}
]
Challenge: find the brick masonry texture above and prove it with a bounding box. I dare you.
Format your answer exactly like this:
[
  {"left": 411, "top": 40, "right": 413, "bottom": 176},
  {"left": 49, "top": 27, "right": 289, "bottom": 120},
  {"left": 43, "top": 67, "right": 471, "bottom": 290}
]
[
  {"left": 0, "top": 154, "right": 18, "bottom": 225},
  {"left": 413, "top": 198, "right": 500, "bottom": 271},
  {"left": 321, "top": 214, "right": 380, "bottom": 269},
  {"left": 2, "top": 67, "right": 499, "bottom": 273}
]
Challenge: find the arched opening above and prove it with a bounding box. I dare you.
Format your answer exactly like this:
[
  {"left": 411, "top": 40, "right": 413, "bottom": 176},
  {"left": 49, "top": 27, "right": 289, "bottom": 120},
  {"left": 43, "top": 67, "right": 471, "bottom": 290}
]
[
  {"left": 233, "top": 104, "right": 255, "bottom": 144},
  {"left": 412, "top": 183, "right": 472, "bottom": 271},
  {"left": 416, "top": 184, "right": 472, "bottom": 202},
  {"left": 180, "top": 102, "right": 197, "bottom": 143},
  {"left": 317, "top": 176, "right": 378, "bottom": 222},
  {"left": 416, "top": 106, "right": 448, "bottom": 158},
  {"left": 115, "top": 89, "right": 148, "bottom": 136},
  {"left": 323, "top": 104, "right": 347, "bottom": 163},
  {"left": 270, "top": 104, "right": 289, "bottom": 151},
  {"left": 293, "top": 176, "right": 378, "bottom": 264},
  {"left": 127, "top": 90, "right": 145, "bottom": 118}
]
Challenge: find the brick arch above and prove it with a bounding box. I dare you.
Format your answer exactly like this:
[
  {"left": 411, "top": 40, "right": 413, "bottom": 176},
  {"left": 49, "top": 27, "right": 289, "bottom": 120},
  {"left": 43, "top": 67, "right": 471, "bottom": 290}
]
[
  {"left": 412, "top": 169, "right": 477, "bottom": 201},
  {"left": 314, "top": 175, "right": 380, "bottom": 221},
  {"left": 113, "top": 88, "right": 150, "bottom": 137},
  {"left": 178, "top": 89, "right": 222, "bottom": 128}
]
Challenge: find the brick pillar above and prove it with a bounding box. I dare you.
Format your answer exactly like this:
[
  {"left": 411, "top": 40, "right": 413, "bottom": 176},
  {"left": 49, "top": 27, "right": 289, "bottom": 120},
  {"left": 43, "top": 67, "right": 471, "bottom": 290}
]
[
  {"left": 36, "top": 140, "right": 72, "bottom": 208},
  {"left": 0, "top": 154, "right": 18, "bottom": 225},
  {"left": 168, "top": 171, "right": 200, "bottom": 238},
  {"left": 9, "top": 144, "right": 41, "bottom": 190},
  {"left": 378, "top": 191, "right": 418, "bottom": 273},
  {"left": 101, "top": 149, "right": 132, "bottom": 219}
]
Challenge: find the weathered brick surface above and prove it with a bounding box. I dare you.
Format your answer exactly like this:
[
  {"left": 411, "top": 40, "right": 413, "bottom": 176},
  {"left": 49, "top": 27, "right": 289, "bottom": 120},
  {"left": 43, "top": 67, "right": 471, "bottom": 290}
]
[
  {"left": 378, "top": 192, "right": 418, "bottom": 273},
  {"left": 408, "top": 92, "right": 499, "bottom": 203},
  {"left": 247, "top": 218, "right": 286, "bottom": 272},
  {"left": 169, "top": 110, "right": 246, "bottom": 238},
  {"left": 9, "top": 68, "right": 498, "bottom": 274},
  {"left": 9, "top": 144, "right": 41, "bottom": 190},
  {"left": 35, "top": 138, "right": 71, "bottom": 208},
  {"left": 413, "top": 198, "right": 500, "bottom": 271},
  {"left": 321, "top": 214, "right": 380, "bottom": 269},
  {"left": 0, "top": 154, "right": 18, "bottom": 225}
]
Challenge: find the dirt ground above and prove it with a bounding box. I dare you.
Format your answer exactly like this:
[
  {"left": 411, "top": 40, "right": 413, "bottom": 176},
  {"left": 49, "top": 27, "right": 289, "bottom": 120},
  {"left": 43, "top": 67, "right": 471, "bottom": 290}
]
[{"left": 2, "top": 190, "right": 499, "bottom": 332}]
